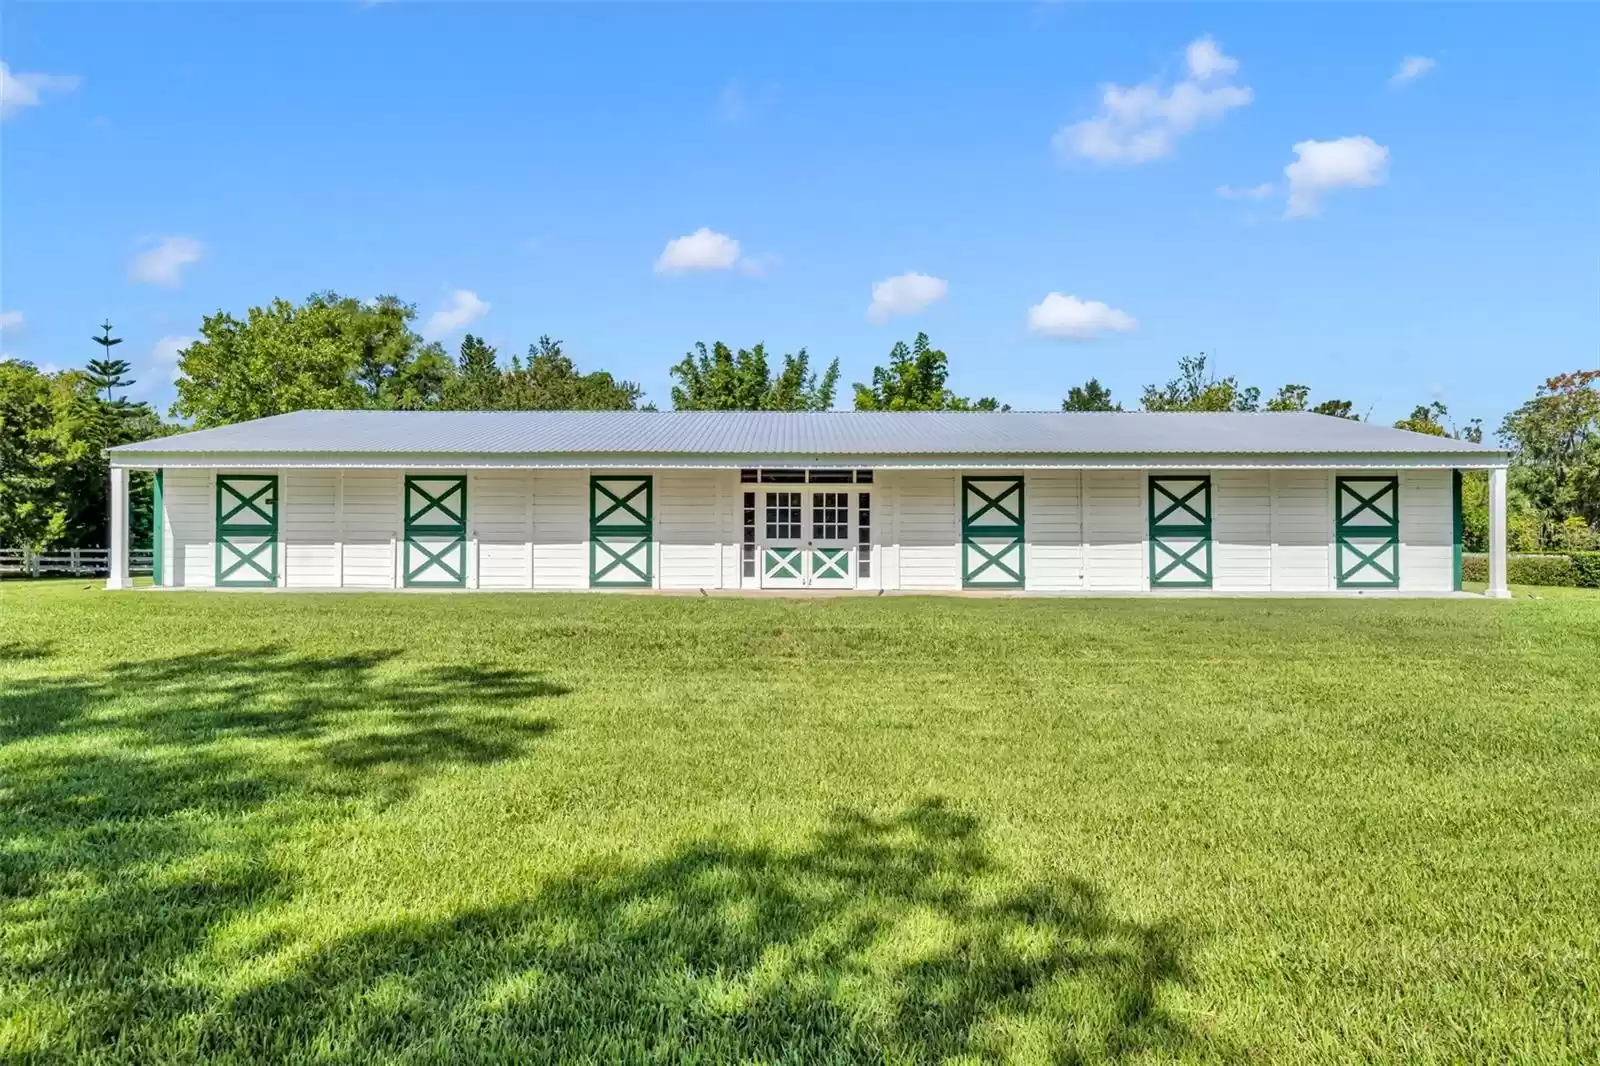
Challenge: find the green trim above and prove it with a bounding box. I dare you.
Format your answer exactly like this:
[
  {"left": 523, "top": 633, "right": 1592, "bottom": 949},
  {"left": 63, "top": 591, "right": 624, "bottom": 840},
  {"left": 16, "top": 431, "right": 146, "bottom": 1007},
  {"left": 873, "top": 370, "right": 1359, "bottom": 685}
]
[
  {"left": 811, "top": 546, "right": 850, "bottom": 581},
  {"left": 404, "top": 475, "right": 467, "bottom": 588},
  {"left": 590, "top": 475, "right": 653, "bottom": 587},
  {"left": 215, "top": 475, "right": 279, "bottom": 587},
  {"left": 961, "top": 476, "right": 1024, "bottom": 588},
  {"left": 152, "top": 469, "right": 165, "bottom": 586},
  {"left": 763, "top": 546, "right": 803, "bottom": 582},
  {"left": 1149, "top": 475, "right": 1212, "bottom": 589},
  {"left": 1335, "top": 475, "right": 1400, "bottom": 589},
  {"left": 1452, "top": 470, "right": 1464, "bottom": 592}
]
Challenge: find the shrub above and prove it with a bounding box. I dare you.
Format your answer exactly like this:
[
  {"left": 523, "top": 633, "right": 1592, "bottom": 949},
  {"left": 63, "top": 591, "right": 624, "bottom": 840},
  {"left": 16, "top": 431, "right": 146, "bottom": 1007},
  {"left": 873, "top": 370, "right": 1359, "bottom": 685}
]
[
  {"left": 1462, "top": 553, "right": 1578, "bottom": 586},
  {"left": 1569, "top": 552, "right": 1600, "bottom": 588}
]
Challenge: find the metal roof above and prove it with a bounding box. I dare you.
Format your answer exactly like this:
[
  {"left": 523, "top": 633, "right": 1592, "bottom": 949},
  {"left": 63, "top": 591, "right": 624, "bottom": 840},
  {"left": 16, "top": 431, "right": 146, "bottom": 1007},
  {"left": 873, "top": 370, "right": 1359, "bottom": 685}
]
[{"left": 110, "top": 409, "right": 1505, "bottom": 463}]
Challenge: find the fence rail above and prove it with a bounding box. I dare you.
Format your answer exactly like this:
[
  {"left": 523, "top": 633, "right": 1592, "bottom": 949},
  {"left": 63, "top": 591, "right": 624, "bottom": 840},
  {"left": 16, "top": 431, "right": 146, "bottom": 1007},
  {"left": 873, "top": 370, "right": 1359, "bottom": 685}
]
[{"left": 0, "top": 547, "right": 154, "bottom": 578}]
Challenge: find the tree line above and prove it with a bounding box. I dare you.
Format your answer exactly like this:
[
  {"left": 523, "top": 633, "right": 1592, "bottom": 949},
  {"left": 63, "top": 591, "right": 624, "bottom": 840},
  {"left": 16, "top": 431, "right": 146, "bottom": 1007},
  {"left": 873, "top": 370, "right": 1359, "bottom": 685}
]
[{"left": 1, "top": 290, "right": 1595, "bottom": 554}]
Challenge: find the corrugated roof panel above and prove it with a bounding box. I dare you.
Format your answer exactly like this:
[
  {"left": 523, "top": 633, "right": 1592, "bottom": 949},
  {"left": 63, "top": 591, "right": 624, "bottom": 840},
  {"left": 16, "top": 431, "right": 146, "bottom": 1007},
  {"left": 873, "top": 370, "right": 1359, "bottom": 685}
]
[{"left": 108, "top": 409, "right": 1506, "bottom": 458}]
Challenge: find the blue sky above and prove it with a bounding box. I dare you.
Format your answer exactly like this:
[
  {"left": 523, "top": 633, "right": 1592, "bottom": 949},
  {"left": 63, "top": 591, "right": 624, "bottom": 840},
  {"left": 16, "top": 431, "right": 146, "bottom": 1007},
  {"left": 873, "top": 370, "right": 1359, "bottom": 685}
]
[{"left": 3, "top": 3, "right": 1597, "bottom": 426}]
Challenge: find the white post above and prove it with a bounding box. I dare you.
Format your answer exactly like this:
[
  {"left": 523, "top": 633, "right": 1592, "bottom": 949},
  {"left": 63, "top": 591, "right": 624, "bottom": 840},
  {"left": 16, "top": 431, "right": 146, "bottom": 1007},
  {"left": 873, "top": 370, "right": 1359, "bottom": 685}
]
[
  {"left": 107, "top": 466, "right": 130, "bottom": 589},
  {"left": 1487, "top": 465, "right": 1511, "bottom": 599}
]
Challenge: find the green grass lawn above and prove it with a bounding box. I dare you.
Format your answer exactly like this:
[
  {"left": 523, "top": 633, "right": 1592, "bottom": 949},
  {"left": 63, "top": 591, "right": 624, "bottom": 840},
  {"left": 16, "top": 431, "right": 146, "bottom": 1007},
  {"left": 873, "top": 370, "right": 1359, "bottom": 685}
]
[{"left": 2, "top": 584, "right": 1597, "bottom": 1064}]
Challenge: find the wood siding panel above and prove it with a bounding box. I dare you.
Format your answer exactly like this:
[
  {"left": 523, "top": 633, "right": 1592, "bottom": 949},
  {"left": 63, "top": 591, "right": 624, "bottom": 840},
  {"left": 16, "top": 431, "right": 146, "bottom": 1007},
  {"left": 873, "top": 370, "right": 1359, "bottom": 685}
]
[
  {"left": 658, "top": 472, "right": 722, "bottom": 589},
  {"left": 1084, "top": 471, "right": 1143, "bottom": 590},
  {"left": 1271, "top": 470, "right": 1331, "bottom": 591},
  {"left": 533, "top": 470, "right": 587, "bottom": 589},
  {"left": 165, "top": 469, "right": 213, "bottom": 587},
  {"left": 892, "top": 472, "right": 959, "bottom": 590},
  {"left": 471, "top": 471, "right": 533, "bottom": 589},
  {"left": 1400, "top": 469, "right": 1453, "bottom": 592},
  {"left": 341, "top": 471, "right": 398, "bottom": 589},
  {"left": 1213, "top": 470, "right": 1272, "bottom": 592},
  {"left": 283, "top": 470, "right": 338, "bottom": 588},
  {"left": 1025, "top": 472, "right": 1083, "bottom": 591}
]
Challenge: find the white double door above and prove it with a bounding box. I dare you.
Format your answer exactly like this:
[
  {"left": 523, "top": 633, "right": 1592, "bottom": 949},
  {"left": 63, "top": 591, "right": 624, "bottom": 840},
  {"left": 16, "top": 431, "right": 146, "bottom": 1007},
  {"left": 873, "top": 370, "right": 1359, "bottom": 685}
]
[{"left": 759, "top": 488, "right": 855, "bottom": 589}]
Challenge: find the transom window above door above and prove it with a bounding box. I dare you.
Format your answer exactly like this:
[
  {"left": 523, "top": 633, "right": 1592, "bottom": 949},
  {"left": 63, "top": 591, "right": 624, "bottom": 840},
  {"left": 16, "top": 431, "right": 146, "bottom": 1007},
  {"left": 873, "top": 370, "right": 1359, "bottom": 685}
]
[{"left": 740, "top": 469, "right": 874, "bottom": 484}]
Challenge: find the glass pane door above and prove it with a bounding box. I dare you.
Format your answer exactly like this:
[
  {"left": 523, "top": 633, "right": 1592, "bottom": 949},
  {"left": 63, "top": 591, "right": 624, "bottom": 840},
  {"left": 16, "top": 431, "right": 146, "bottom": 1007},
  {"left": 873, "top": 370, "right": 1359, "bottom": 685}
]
[
  {"left": 760, "top": 490, "right": 805, "bottom": 588},
  {"left": 809, "top": 490, "right": 854, "bottom": 588}
]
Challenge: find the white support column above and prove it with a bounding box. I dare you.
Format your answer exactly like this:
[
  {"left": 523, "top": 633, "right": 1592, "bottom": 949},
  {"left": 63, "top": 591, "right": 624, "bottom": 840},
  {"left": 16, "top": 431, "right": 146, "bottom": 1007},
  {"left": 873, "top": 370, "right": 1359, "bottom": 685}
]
[
  {"left": 1487, "top": 465, "right": 1511, "bottom": 599},
  {"left": 107, "top": 466, "right": 130, "bottom": 589}
]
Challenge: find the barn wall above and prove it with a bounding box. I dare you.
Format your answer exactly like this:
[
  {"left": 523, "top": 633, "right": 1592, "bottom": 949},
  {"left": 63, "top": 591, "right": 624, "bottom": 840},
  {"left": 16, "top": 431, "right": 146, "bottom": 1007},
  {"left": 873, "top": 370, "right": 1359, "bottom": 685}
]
[
  {"left": 146, "top": 461, "right": 1466, "bottom": 596},
  {"left": 531, "top": 470, "right": 588, "bottom": 590},
  {"left": 889, "top": 471, "right": 959, "bottom": 590},
  {"left": 472, "top": 470, "right": 534, "bottom": 589},
  {"left": 341, "top": 470, "right": 399, "bottom": 589},
  {"left": 283, "top": 470, "right": 338, "bottom": 589},
  {"left": 658, "top": 471, "right": 723, "bottom": 589},
  {"left": 165, "top": 468, "right": 214, "bottom": 588},
  {"left": 1025, "top": 471, "right": 1083, "bottom": 591},
  {"left": 1084, "top": 470, "right": 1144, "bottom": 591},
  {"left": 1212, "top": 470, "right": 1273, "bottom": 592},
  {"left": 1400, "top": 469, "right": 1453, "bottom": 592},
  {"left": 1269, "top": 470, "right": 1332, "bottom": 591}
]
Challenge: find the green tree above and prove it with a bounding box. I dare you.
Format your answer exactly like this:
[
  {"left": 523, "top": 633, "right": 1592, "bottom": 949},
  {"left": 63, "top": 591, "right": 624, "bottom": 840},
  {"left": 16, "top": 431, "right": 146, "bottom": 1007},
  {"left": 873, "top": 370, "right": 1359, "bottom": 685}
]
[
  {"left": 1140, "top": 354, "right": 1260, "bottom": 412},
  {"left": 670, "top": 341, "right": 839, "bottom": 411},
  {"left": 1061, "top": 378, "right": 1121, "bottom": 412},
  {"left": 853, "top": 333, "right": 1001, "bottom": 411},
  {"left": 0, "top": 360, "right": 69, "bottom": 549},
  {"left": 1393, "top": 401, "right": 1451, "bottom": 437},
  {"left": 443, "top": 334, "right": 503, "bottom": 411},
  {"left": 1499, "top": 369, "right": 1600, "bottom": 541},
  {"left": 1311, "top": 399, "right": 1360, "bottom": 420},
  {"left": 171, "top": 293, "right": 446, "bottom": 427},
  {"left": 501, "top": 336, "right": 643, "bottom": 411},
  {"left": 1263, "top": 384, "right": 1362, "bottom": 419},
  {"left": 87, "top": 320, "right": 130, "bottom": 404}
]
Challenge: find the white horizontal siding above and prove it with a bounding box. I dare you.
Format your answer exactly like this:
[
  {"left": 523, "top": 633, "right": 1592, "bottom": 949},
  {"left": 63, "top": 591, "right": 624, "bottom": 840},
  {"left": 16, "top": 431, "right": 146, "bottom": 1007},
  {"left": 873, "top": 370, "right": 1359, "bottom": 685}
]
[
  {"left": 1271, "top": 470, "right": 1331, "bottom": 591},
  {"left": 283, "top": 470, "right": 337, "bottom": 588},
  {"left": 1213, "top": 470, "right": 1272, "bottom": 592},
  {"left": 658, "top": 472, "right": 721, "bottom": 589},
  {"left": 472, "top": 471, "right": 533, "bottom": 589},
  {"left": 1084, "top": 471, "right": 1143, "bottom": 591},
  {"left": 166, "top": 469, "right": 213, "bottom": 588},
  {"left": 1025, "top": 472, "right": 1083, "bottom": 591},
  {"left": 533, "top": 470, "right": 588, "bottom": 590},
  {"left": 341, "top": 471, "right": 398, "bottom": 589},
  {"left": 893, "top": 472, "right": 958, "bottom": 590},
  {"left": 1400, "top": 469, "right": 1453, "bottom": 591}
]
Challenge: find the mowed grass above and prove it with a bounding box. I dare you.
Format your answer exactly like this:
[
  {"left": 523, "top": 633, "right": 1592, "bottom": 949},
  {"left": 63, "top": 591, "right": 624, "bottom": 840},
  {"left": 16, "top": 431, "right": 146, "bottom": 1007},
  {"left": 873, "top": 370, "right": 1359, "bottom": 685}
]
[{"left": 1, "top": 584, "right": 1597, "bottom": 1065}]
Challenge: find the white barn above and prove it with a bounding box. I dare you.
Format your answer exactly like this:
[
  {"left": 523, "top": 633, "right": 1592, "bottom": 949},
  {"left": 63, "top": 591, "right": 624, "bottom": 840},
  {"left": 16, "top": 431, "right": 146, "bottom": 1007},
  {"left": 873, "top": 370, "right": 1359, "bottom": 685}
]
[{"left": 105, "top": 410, "right": 1513, "bottom": 597}]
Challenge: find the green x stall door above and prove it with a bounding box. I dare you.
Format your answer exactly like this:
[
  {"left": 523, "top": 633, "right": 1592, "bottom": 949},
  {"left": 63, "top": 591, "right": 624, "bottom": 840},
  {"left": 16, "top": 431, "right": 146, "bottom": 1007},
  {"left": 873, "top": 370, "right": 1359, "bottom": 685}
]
[
  {"left": 962, "top": 476, "right": 1024, "bottom": 589},
  {"left": 590, "top": 475, "right": 653, "bottom": 587},
  {"left": 1148, "top": 475, "right": 1213, "bottom": 588},
  {"left": 404, "top": 475, "right": 468, "bottom": 588},
  {"left": 215, "top": 474, "right": 279, "bottom": 587},
  {"left": 763, "top": 546, "right": 803, "bottom": 582},
  {"left": 1336, "top": 475, "right": 1400, "bottom": 589}
]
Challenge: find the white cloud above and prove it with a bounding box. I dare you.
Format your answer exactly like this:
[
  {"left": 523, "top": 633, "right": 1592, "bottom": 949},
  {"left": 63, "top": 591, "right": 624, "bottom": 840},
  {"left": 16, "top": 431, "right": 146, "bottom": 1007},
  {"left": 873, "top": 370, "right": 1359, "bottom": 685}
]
[
  {"left": 152, "top": 335, "right": 198, "bottom": 366},
  {"left": 424, "top": 289, "right": 490, "bottom": 338},
  {"left": 655, "top": 228, "right": 742, "bottom": 274},
  {"left": 1390, "top": 56, "right": 1436, "bottom": 87},
  {"left": 867, "top": 273, "right": 949, "bottom": 324},
  {"left": 1027, "top": 293, "right": 1137, "bottom": 340},
  {"left": 1054, "top": 36, "right": 1252, "bottom": 164},
  {"left": 0, "top": 310, "right": 22, "bottom": 332},
  {"left": 1186, "top": 37, "right": 1238, "bottom": 82},
  {"left": 1, "top": 61, "right": 81, "bottom": 120},
  {"left": 1284, "top": 136, "right": 1389, "bottom": 218},
  {"left": 128, "top": 236, "right": 204, "bottom": 287},
  {"left": 1216, "top": 182, "right": 1276, "bottom": 200}
]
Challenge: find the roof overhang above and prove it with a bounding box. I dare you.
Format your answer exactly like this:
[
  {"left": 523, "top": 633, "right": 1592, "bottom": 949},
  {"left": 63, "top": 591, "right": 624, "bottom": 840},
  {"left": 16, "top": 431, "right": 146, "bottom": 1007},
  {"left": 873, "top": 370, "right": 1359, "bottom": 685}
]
[{"left": 108, "top": 450, "right": 1512, "bottom": 471}]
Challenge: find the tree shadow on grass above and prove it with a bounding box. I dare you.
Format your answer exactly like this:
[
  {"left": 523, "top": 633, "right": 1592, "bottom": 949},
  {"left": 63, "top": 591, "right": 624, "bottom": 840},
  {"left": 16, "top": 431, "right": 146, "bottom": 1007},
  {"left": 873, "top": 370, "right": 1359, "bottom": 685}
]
[
  {"left": 209, "top": 799, "right": 1218, "bottom": 1065},
  {"left": 0, "top": 647, "right": 564, "bottom": 1060}
]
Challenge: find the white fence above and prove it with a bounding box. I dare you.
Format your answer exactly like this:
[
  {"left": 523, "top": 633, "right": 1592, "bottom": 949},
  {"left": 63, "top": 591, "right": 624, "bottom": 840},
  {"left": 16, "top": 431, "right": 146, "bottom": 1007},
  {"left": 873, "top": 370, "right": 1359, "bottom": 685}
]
[{"left": 0, "top": 547, "right": 154, "bottom": 578}]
